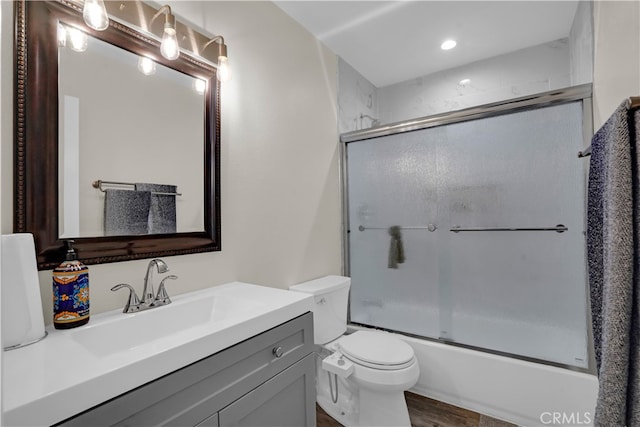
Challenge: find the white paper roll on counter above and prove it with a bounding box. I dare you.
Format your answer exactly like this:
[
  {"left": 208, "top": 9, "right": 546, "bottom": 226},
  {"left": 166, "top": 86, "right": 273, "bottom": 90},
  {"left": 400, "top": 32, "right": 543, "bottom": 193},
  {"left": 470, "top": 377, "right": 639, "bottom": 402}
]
[{"left": 1, "top": 233, "right": 46, "bottom": 350}]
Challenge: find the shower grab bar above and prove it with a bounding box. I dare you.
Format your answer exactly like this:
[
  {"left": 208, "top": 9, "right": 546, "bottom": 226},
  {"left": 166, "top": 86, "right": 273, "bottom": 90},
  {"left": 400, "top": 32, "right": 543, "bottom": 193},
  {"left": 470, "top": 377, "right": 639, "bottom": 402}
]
[
  {"left": 358, "top": 224, "right": 437, "bottom": 232},
  {"left": 92, "top": 180, "right": 182, "bottom": 196},
  {"left": 450, "top": 224, "right": 567, "bottom": 233}
]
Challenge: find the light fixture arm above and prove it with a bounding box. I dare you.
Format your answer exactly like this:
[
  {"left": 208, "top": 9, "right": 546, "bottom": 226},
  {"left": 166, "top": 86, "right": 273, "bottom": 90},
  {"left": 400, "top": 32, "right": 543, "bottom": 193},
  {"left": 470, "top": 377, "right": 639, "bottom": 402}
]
[
  {"left": 150, "top": 5, "right": 174, "bottom": 27},
  {"left": 202, "top": 35, "right": 227, "bottom": 59},
  {"left": 202, "top": 35, "right": 225, "bottom": 49}
]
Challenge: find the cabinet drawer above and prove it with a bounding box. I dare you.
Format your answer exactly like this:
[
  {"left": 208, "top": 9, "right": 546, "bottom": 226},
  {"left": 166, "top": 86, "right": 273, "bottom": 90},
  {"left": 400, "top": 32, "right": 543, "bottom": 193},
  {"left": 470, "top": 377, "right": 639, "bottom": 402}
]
[{"left": 57, "top": 312, "right": 314, "bottom": 427}]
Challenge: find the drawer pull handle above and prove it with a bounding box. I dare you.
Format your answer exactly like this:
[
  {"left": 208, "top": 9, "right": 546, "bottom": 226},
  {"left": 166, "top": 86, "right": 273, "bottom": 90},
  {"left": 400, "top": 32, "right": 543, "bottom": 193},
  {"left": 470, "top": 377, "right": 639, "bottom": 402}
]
[{"left": 272, "top": 346, "right": 284, "bottom": 358}]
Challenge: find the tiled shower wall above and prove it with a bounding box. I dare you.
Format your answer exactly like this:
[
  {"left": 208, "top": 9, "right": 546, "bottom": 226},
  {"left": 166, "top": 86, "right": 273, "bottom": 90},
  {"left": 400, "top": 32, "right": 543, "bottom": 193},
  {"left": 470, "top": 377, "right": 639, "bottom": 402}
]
[
  {"left": 338, "top": 59, "right": 378, "bottom": 133},
  {"left": 570, "top": 1, "right": 594, "bottom": 86},
  {"left": 338, "top": 4, "right": 593, "bottom": 132},
  {"left": 377, "top": 39, "right": 571, "bottom": 124}
]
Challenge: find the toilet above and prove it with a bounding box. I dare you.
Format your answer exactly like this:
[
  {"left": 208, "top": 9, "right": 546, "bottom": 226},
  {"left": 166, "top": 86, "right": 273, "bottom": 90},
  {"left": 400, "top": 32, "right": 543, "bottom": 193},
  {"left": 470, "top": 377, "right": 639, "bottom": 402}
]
[{"left": 290, "top": 275, "right": 419, "bottom": 427}]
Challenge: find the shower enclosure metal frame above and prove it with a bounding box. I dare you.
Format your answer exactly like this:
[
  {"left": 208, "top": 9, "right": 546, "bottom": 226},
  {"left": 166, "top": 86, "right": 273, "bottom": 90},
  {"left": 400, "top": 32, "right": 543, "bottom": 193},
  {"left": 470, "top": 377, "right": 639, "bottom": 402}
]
[{"left": 339, "top": 83, "right": 594, "bottom": 373}]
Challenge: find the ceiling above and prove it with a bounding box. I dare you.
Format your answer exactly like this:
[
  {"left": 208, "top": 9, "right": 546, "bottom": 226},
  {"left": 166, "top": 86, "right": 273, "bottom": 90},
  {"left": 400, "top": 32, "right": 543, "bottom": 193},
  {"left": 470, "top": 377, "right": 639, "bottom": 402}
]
[{"left": 274, "top": 1, "right": 579, "bottom": 88}]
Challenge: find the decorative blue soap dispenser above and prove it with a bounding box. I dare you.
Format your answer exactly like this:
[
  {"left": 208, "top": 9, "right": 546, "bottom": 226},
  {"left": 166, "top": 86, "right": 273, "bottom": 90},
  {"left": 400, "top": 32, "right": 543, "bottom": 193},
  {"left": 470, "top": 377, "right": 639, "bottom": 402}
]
[{"left": 52, "top": 240, "right": 90, "bottom": 329}]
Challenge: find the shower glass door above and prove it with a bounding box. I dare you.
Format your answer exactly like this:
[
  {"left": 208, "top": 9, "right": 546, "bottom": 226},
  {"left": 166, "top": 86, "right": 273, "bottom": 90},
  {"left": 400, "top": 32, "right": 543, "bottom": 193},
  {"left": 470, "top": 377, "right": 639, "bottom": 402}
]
[
  {"left": 346, "top": 100, "right": 589, "bottom": 368},
  {"left": 348, "top": 128, "right": 442, "bottom": 339}
]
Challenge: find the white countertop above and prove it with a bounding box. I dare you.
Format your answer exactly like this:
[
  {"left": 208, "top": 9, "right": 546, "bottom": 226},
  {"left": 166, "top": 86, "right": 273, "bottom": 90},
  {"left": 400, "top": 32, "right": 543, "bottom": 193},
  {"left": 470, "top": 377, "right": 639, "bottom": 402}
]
[{"left": 3, "top": 282, "right": 314, "bottom": 426}]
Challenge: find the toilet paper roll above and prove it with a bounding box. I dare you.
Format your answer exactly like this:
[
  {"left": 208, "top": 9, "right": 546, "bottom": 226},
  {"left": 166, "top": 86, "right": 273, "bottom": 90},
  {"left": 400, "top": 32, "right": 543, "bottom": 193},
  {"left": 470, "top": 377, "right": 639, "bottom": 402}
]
[{"left": 2, "top": 233, "right": 46, "bottom": 350}]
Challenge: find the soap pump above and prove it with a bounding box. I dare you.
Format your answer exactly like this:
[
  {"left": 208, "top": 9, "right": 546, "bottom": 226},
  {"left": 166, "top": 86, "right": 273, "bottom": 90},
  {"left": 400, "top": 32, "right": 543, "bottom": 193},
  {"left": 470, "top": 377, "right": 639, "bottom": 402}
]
[{"left": 52, "top": 240, "right": 90, "bottom": 329}]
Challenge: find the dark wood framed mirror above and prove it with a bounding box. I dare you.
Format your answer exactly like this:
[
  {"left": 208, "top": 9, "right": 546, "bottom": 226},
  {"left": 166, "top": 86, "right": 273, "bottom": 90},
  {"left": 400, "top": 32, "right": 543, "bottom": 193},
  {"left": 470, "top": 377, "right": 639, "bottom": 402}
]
[{"left": 15, "top": 0, "right": 221, "bottom": 270}]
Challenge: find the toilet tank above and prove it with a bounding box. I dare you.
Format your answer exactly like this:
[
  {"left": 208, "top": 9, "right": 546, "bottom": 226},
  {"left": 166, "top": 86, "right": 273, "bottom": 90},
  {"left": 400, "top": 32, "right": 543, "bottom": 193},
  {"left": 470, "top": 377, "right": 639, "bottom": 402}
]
[{"left": 289, "top": 275, "right": 351, "bottom": 345}]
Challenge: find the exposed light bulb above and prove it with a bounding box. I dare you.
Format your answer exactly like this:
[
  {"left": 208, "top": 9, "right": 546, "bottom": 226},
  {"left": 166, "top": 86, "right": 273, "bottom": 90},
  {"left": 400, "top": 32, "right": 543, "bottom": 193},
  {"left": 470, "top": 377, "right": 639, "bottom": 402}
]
[
  {"left": 193, "top": 79, "right": 207, "bottom": 95},
  {"left": 68, "top": 28, "right": 88, "bottom": 52},
  {"left": 138, "top": 57, "right": 156, "bottom": 76},
  {"left": 217, "top": 56, "right": 231, "bottom": 82},
  {"left": 160, "top": 24, "right": 179, "bottom": 60},
  {"left": 441, "top": 39, "right": 457, "bottom": 50},
  {"left": 83, "top": 0, "right": 109, "bottom": 31}
]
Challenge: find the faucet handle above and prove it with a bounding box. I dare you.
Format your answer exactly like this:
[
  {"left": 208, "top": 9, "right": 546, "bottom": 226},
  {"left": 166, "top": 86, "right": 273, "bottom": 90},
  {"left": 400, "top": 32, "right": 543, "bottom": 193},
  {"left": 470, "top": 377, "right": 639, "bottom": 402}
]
[
  {"left": 111, "top": 283, "right": 142, "bottom": 313},
  {"left": 155, "top": 275, "right": 178, "bottom": 305}
]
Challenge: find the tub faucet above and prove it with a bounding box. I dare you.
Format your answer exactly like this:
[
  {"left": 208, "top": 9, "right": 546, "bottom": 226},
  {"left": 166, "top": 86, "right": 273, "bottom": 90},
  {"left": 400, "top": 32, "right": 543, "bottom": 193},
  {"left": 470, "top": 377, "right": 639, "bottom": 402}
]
[{"left": 142, "top": 259, "right": 169, "bottom": 306}]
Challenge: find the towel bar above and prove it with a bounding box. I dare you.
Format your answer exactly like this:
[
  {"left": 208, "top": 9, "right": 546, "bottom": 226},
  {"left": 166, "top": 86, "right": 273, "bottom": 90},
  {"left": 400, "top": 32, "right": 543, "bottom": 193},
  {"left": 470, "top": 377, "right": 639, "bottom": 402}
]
[
  {"left": 358, "top": 224, "right": 437, "bottom": 232},
  {"left": 579, "top": 96, "right": 640, "bottom": 159},
  {"left": 578, "top": 145, "right": 591, "bottom": 158},
  {"left": 450, "top": 224, "right": 567, "bottom": 233},
  {"left": 92, "top": 180, "right": 182, "bottom": 196}
]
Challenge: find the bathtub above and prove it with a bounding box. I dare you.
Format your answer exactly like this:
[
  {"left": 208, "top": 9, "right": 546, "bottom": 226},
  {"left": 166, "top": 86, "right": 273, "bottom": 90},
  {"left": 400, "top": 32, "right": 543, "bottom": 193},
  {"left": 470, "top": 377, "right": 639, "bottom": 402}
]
[{"left": 348, "top": 325, "right": 598, "bottom": 426}]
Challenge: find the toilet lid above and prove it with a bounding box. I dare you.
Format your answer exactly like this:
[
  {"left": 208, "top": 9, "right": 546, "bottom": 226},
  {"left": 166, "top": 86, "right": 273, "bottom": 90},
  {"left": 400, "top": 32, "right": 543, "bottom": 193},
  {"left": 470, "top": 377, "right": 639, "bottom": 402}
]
[{"left": 337, "top": 331, "right": 415, "bottom": 368}]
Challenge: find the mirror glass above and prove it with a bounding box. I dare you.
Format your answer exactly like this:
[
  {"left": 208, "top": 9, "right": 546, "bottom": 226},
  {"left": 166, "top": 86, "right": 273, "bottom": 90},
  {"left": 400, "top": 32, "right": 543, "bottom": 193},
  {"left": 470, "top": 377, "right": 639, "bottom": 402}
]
[{"left": 57, "top": 25, "right": 205, "bottom": 238}]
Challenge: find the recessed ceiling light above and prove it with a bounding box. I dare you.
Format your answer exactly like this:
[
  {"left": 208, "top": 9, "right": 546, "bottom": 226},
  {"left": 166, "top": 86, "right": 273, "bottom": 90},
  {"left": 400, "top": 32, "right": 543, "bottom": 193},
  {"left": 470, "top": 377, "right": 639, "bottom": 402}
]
[
  {"left": 441, "top": 39, "right": 457, "bottom": 50},
  {"left": 459, "top": 78, "right": 471, "bottom": 86}
]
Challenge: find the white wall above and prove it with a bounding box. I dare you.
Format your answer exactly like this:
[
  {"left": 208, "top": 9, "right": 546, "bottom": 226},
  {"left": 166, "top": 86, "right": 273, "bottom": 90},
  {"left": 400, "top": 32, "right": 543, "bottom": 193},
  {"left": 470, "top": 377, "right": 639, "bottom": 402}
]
[
  {"left": 0, "top": 1, "right": 341, "bottom": 322},
  {"left": 377, "top": 39, "right": 571, "bottom": 124},
  {"left": 593, "top": 0, "right": 640, "bottom": 128}
]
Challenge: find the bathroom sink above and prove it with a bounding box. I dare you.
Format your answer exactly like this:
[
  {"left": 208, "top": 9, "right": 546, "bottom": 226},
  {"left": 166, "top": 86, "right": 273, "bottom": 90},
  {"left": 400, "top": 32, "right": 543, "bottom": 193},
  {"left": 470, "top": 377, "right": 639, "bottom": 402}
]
[
  {"left": 72, "top": 287, "right": 270, "bottom": 356},
  {"left": 3, "top": 282, "right": 314, "bottom": 426}
]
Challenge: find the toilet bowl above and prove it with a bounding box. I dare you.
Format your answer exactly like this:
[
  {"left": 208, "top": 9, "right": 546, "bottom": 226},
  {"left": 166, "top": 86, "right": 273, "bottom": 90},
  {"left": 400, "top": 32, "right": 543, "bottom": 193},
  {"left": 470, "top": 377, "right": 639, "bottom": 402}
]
[{"left": 290, "top": 276, "right": 419, "bottom": 426}]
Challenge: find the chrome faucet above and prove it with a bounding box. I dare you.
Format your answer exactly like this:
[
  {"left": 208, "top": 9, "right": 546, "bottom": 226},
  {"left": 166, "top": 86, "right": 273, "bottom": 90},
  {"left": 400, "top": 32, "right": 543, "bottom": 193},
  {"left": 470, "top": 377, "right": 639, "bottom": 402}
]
[
  {"left": 111, "top": 259, "right": 177, "bottom": 313},
  {"left": 142, "top": 259, "right": 169, "bottom": 305}
]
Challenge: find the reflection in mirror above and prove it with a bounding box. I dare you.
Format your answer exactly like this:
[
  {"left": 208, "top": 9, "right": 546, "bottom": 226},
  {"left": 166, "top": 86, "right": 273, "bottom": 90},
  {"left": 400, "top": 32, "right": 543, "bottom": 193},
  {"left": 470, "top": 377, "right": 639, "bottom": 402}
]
[{"left": 57, "top": 24, "right": 205, "bottom": 238}]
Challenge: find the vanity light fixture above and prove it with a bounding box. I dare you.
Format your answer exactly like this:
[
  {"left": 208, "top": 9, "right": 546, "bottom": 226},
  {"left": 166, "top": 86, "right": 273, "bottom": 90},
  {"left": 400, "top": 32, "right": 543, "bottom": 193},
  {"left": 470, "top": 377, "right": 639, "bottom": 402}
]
[
  {"left": 202, "top": 36, "right": 231, "bottom": 82},
  {"left": 138, "top": 57, "right": 156, "bottom": 76},
  {"left": 151, "top": 5, "right": 180, "bottom": 60},
  {"left": 441, "top": 39, "right": 457, "bottom": 50},
  {"left": 82, "top": 0, "right": 109, "bottom": 31}
]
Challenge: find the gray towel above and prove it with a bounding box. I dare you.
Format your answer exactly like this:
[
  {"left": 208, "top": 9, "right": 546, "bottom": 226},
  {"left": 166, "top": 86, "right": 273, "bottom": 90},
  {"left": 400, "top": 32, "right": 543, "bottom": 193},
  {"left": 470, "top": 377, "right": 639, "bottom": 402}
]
[
  {"left": 587, "top": 101, "right": 640, "bottom": 426},
  {"left": 103, "top": 189, "right": 151, "bottom": 236},
  {"left": 388, "top": 226, "right": 405, "bottom": 269},
  {"left": 134, "top": 183, "right": 177, "bottom": 234}
]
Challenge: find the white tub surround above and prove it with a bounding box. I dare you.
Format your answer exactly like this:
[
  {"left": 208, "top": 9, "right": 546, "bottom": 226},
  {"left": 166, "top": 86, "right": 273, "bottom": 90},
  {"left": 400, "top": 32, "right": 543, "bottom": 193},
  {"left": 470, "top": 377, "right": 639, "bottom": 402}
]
[{"left": 3, "top": 283, "right": 314, "bottom": 426}]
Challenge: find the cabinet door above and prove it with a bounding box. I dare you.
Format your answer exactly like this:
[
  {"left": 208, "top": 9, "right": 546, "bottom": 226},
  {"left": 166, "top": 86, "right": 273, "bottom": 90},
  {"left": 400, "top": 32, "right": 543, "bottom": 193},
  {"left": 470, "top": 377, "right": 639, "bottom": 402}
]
[{"left": 219, "top": 354, "right": 316, "bottom": 427}]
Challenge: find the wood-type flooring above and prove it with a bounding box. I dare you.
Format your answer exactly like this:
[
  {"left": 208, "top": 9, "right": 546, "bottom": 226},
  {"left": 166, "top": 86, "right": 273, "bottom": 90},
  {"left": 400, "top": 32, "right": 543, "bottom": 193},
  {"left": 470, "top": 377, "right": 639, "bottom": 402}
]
[{"left": 316, "top": 392, "right": 517, "bottom": 427}]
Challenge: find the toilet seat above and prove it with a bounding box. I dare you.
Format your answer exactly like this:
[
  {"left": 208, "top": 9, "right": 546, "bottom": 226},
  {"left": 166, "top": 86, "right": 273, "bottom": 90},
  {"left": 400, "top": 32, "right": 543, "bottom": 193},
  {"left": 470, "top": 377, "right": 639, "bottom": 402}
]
[{"left": 337, "top": 331, "right": 415, "bottom": 370}]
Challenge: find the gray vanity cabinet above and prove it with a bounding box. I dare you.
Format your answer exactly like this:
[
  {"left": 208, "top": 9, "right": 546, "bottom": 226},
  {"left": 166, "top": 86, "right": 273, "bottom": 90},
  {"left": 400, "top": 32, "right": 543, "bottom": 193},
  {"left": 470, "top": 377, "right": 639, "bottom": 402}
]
[
  {"left": 56, "top": 312, "right": 315, "bottom": 427},
  {"left": 217, "top": 355, "right": 315, "bottom": 426}
]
